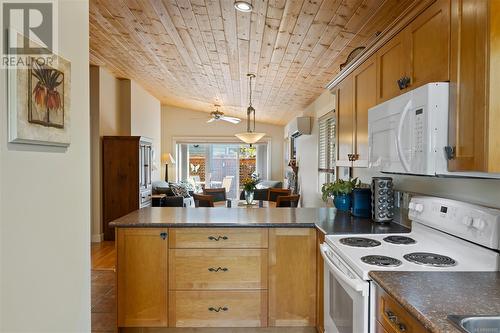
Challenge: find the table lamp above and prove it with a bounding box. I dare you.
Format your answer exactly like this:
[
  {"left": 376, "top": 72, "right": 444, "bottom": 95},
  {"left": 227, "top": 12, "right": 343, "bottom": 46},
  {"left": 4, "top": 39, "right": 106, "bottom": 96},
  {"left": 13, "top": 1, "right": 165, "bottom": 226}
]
[{"left": 162, "top": 153, "right": 176, "bottom": 182}]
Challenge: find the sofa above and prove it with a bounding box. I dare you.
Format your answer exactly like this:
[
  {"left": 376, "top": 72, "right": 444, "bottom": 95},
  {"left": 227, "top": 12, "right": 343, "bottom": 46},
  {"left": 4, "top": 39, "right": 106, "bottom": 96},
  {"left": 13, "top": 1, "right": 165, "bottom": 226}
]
[{"left": 152, "top": 181, "right": 194, "bottom": 207}]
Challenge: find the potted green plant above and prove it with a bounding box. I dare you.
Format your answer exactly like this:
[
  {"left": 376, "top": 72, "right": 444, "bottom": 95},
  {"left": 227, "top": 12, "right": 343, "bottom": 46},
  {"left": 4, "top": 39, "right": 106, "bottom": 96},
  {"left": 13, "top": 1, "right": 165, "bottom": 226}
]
[
  {"left": 242, "top": 177, "right": 260, "bottom": 204},
  {"left": 321, "top": 178, "right": 361, "bottom": 212}
]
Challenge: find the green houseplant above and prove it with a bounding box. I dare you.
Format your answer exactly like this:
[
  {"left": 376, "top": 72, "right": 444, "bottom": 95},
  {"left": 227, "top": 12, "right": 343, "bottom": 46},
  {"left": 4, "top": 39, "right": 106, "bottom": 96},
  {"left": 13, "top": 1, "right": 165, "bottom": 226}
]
[{"left": 321, "top": 178, "right": 361, "bottom": 211}]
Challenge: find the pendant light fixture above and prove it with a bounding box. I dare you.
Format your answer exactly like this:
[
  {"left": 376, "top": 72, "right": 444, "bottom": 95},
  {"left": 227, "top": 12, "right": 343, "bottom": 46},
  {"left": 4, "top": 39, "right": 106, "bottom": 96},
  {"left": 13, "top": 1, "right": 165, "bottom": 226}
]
[{"left": 235, "top": 73, "right": 266, "bottom": 145}]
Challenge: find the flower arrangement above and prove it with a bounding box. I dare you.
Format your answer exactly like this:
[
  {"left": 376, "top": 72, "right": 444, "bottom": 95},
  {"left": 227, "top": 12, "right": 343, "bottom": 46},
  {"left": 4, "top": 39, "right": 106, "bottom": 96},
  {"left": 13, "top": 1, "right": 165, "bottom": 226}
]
[
  {"left": 321, "top": 178, "right": 361, "bottom": 202},
  {"left": 242, "top": 177, "right": 260, "bottom": 192}
]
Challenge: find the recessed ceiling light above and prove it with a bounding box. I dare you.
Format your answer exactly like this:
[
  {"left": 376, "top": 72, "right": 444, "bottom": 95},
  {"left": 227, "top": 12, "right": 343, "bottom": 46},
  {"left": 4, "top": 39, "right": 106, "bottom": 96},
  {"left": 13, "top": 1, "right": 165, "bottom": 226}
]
[{"left": 234, "top": 1, "right": 252, "bottom": 12}]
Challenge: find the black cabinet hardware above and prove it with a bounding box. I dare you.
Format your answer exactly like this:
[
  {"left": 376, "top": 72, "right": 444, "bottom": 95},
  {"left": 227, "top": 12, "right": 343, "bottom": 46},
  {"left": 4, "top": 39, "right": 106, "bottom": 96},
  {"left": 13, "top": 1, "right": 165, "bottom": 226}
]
[
  {"left": 397, "top": 76, "right": 411, "bottom": 90},
  {"left": 160, "top": 232, "right": 167, "bottom": 240},
  {"left": 208, "top": 236, "right": 228, "bottom": 241},
  {"left": 208, "top": 306, "right": 228, "bottom": 313},
  {"left": 208, "top": 267, "right": 229, "bottom": 272},
  {"left": 444, "top": 146, "right": 456, "bottom": 160}
]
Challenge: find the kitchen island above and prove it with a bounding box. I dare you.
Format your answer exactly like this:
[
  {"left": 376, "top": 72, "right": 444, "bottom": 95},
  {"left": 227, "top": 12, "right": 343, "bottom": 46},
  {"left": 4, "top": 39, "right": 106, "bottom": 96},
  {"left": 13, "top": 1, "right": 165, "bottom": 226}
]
[{"left": 110, "top": 207, "right": 408, "bottom": 332}]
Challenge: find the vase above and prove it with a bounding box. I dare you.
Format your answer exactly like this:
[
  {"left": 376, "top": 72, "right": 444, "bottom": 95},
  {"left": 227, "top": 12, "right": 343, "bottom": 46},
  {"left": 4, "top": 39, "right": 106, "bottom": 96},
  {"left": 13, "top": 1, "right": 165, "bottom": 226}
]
[
  {"left": 334, "top": 193, "right": 352, "bottom": 212},
  {"left": 245, "top": 190, "right": 254, "bottom": 205}
]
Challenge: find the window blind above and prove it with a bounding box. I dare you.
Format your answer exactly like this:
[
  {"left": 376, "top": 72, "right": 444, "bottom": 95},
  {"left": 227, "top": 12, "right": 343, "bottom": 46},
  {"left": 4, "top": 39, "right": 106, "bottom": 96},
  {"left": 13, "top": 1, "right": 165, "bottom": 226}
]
[{"left": 318, "top": 112, "right": 336, "bottom": 177}]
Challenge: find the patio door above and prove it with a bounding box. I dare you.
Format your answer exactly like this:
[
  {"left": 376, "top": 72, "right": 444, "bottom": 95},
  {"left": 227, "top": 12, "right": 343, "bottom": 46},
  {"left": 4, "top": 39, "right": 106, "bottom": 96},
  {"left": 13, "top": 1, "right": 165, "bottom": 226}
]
[{"left": 176, "top": 142, "right": 268, "bottom": 200}]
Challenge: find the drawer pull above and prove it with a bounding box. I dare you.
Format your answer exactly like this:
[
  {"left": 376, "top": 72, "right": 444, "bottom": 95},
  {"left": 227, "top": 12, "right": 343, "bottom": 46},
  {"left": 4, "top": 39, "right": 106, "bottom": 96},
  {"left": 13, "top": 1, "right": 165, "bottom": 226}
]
[
  {"left": 208, "top": 306, "right": 228, "bottom": 313},
  {"left": 398, "top": 323, "right": 407, "bottom": 332},
  {"left": 160, "top": 232, "right": 168, "bottom": 240},
  {"left": 386, "top": 310, "right": 397, "bottom": 323},
  {"left": 208, "top": 236, "right": 228, "bottom": 241},
  {"left": 208, "top": 267, "right": 229, "bottom": 272}
]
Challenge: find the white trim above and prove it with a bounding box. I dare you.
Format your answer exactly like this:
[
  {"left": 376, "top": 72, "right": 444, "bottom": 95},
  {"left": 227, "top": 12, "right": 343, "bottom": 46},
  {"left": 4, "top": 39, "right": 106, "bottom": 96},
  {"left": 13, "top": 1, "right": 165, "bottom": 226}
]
[{"left": 91, "top": 233, "right": 103, "bottom": 243}]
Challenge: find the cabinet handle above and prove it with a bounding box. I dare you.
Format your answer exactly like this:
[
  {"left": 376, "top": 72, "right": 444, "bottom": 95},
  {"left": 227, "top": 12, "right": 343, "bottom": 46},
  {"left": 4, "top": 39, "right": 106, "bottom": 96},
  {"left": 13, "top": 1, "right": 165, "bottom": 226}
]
[
  {"left": 208, "top": 267, "right": 228, "bottom": 272},
  {"left": 353, "top": 153, "right": 359, "bottom": 161},
  {"left": 397, "top": 76, "right": 411, "bottom": 90},
  {"left": 208, "top": 236, "right": 228, "bottom": 241},
  {"left": 347, "top": 154, "right": 353, "bottom": 161},
  {"left": 398, "top": 323, "right": 407, "bottom": 332},
  {"left": 208, "top": 306, "right": 228, "bottom": 312},
  {"left": 386, "top": 310, "right": 397, "bottom": 323},
  {"left": 160, "top": 232, "right": 167, "bottom": 240},
  {"left": 444, "top": 146, "right": 456, "bottom": 160}
]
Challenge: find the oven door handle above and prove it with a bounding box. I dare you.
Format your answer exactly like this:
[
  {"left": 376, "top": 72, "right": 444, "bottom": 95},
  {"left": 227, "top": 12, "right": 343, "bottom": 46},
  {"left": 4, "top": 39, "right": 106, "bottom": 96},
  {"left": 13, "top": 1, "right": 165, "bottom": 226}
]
[
  {"left": 320, "top": 244, "right": 367, "bottom": 295},
  {"left": 396, "top": 100, "right": 413, "bottom": 173}
]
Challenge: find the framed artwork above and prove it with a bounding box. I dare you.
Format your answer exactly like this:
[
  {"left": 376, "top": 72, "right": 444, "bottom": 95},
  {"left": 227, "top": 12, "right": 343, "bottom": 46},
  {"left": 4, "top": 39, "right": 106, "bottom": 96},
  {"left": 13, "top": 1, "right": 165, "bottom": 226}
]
[{"left": 8, "top": 54, "right": 71, "bottom": 147}]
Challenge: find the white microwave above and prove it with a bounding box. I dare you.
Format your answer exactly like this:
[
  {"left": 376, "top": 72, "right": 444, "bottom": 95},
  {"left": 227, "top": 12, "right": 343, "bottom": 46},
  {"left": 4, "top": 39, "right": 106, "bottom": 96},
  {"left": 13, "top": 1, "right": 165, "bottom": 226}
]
[{"left": 368, "top": 82, "right": 499, "bottom": 178}]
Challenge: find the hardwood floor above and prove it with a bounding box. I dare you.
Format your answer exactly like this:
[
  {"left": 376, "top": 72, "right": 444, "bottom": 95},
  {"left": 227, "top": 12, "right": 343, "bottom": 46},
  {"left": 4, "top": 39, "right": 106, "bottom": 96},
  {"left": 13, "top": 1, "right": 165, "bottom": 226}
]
[{"left": 92, "top": 241, "right": 116, "bottom": 333}]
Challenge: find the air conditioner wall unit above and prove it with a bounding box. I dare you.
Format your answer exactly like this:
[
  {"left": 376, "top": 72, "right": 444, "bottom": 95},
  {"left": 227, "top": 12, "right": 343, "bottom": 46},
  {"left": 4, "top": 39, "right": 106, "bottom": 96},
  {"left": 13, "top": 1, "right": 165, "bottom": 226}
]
[{"left": 288, "top": 117, "right": 311, "bottom": 138}]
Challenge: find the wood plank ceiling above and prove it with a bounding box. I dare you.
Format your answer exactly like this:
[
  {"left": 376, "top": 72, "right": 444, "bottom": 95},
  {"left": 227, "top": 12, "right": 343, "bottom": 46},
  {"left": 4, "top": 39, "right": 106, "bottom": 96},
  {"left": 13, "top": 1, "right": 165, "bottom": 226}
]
[{"left": 90, "top": 0, "right": 415, "bottom": 125}]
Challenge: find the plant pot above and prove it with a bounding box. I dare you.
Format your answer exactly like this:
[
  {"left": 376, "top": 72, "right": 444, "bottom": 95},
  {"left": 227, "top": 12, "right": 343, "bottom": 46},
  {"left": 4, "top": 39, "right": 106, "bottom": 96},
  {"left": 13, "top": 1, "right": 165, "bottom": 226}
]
[
  {"left": 245, "top": 190, "right": 254, "bottom": 205},
  {"left": 334, "top": 193, "right": 352, "bottom": 212}
]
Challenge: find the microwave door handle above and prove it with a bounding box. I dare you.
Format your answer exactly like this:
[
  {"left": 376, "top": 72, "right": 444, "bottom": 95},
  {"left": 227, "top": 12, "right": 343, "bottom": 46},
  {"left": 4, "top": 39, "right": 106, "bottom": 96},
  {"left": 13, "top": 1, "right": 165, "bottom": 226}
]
[
  {"left": 396, "top": 100, "right": 413, "bottom": 172},
  {"left": 320, "top": 244, "right": 367, "bottom": 295}
]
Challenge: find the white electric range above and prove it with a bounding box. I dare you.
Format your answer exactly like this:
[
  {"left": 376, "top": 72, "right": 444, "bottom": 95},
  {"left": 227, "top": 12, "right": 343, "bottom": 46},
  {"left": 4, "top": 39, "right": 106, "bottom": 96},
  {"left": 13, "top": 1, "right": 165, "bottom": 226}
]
[{"left": 320, "top": 196, "right": 500, "bottom": 333}]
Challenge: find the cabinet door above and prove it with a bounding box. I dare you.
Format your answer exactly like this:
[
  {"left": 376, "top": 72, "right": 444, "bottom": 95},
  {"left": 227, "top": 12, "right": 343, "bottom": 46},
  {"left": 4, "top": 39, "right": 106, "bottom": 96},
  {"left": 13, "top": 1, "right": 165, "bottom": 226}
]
[
  {"left": 269, "top": 228, "right": 316, "bottom": 327},
  {"left": 406, "top": 0, "right": 450, "bottom": 89},
  {"left": 315, "top": 231, "right": 325, "bottom": 333},
  {"left": 376, "top": 32, "right": 408, "bottom": 103},
  {"left": 353, "top": 56, "right": 377, "bottom": 167},
  {"left": 336, "top": 75, "right": 354, "bottom": 167},
  {"left": 117, "top": 228, "right": 168, "bottom": 327}
]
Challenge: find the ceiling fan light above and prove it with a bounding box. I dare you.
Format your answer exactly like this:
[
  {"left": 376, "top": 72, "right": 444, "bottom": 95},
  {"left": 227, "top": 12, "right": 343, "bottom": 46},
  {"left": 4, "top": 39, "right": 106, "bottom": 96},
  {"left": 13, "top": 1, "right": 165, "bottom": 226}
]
[
  {"left": 234, "top": 1, "right": 252, "bottom": 12},
  {"left": 235, "top": 132, "right": 266, "bottom": 144}
]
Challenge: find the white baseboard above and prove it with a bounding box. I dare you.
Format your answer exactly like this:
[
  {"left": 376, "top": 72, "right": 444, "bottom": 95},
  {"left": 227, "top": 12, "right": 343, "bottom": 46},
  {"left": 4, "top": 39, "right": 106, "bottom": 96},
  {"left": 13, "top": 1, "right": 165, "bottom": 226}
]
[{"left": 91, "top": 233, "right": 104, "bottom": 243}]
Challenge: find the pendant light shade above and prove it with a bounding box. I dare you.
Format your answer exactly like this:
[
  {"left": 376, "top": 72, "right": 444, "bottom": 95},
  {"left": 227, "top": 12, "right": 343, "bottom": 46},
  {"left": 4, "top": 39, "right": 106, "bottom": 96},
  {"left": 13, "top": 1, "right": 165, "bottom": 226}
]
[{"left": 235, "top": 74, "right": 266, "bottom": 145}]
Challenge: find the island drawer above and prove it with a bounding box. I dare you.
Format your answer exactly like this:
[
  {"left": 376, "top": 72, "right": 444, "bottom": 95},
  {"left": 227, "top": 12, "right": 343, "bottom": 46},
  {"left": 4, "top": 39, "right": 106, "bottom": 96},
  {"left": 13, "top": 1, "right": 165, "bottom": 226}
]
[
  {"left": 168, "top": 290, "right": 268, "bottom": 327},
  {"left": 169, "top": 249, "right": 267, "bottom": 290},
  {"left": 168, "top": 228, "right": 268, "bottom": 249},
  {"left": 375, "top": 284, "right": 429, "bottom": 333}
]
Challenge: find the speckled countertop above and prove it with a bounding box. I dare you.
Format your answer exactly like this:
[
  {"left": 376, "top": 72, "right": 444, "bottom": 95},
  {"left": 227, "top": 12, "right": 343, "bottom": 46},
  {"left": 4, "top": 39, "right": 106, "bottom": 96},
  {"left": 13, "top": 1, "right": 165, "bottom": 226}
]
[
  {"left": 109, "top": 207, "right": 409, "bottom": 235},
  {"left": 370, "top": 271, "right": 500, "bottom": 333}
]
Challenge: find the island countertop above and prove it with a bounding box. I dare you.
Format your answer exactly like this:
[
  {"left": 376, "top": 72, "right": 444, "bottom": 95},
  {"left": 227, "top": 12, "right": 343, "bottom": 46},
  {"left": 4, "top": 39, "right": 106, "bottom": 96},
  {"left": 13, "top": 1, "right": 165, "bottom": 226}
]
[
  {"left": 109, "top": 207, "right": 410, "bottom": 235},
  {"left": 370, "top": 271, "right": 500, "bottom": 333}
]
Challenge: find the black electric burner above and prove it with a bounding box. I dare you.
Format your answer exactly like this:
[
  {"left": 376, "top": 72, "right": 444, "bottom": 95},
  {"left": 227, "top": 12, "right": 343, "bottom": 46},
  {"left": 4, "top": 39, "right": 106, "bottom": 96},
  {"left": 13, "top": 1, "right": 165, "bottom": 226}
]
[
  {"left": 340, "top": 237, "right": 381, "bottom": 248},
  {"left": 361, "top": 255, "right": 402, "bottom": 267},
  {"left": 403, "top": 252, "right": 457, "bottom": 267},
  {"left": 383, "top": 235, "right": 417, "bottom": 245}
]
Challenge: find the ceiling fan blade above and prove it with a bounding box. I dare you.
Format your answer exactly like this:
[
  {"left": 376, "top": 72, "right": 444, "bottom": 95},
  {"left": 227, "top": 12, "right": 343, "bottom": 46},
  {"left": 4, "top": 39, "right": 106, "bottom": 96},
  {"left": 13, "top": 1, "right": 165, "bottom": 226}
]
[
  {"left": 207, "top": 118, "right": 216, "bottom": 123},
  {"left": 221, "top": 116, "right": 241, "bottom": 124}
]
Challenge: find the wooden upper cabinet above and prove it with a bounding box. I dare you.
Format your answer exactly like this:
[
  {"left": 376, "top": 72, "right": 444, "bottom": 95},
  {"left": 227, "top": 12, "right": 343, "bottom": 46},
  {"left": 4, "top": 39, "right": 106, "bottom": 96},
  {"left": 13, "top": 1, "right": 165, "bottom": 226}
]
[
  {"left": 406, "top": 0, "right": 450, "bottom": 89},
  {"left": 336, "top": 75, "right": 354, "bottom": 167},
  {"left": 448, "top": 0, "right": 500, "bottom": 172},
  {"left": 117, "top": 228, "right": 168, "bottom": 327},
  {"left": 376, "top": 32, "right": 408, "bottom": 103},
  {"left": 268, "top": 228, "right": 316, "bottom": 327},
  {"left": 353, "top": 56, "right": 377, "bottom": 167}
]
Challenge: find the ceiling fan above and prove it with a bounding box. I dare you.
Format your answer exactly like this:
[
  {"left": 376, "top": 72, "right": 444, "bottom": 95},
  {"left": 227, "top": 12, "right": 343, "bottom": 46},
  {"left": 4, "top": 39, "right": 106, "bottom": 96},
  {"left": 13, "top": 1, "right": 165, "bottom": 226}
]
[{"left": 207, "top": 105, "right": 241, "bottom": 124}]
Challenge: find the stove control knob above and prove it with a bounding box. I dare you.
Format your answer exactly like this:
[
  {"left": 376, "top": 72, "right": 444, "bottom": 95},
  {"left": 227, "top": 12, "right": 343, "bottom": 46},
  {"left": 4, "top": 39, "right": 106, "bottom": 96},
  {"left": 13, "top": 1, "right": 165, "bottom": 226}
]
[
  {"left": 472, "top": 218, "right": 486, "bottom": 230},
  {"left": 414, "top": 203, "right": 424, "bottom": 213},
  {"left": 462, "top": 216, "right": 473, "bottom": 227}
]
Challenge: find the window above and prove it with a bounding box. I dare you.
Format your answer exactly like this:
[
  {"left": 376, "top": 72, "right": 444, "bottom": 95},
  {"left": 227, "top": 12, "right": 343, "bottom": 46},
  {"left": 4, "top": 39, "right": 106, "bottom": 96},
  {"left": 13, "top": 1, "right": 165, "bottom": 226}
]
[
  {"left": 175, "top": 142, "right": 269, "bottom": 199},
  {"left": 318, "top": 111, "right": 336, "bottom": 185}
]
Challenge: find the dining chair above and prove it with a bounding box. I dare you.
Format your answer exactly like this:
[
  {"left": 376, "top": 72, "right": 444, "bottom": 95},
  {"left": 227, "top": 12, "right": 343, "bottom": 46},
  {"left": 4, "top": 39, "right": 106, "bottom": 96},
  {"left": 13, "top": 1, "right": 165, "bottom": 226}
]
[
  {"left": 276, "top": 195, "right": 300, "bottom": 208},
  {"left": 203, "top": 188, "right": 227, "bottom": 202},
  {"left": 221, "top": 176, "right": 234, "bottom": 193},
  {"left": 192, "top": 193, "right": 215, "bottom": 207},
  {"left": 268, "top": 188, "right": 291, "bottom": 202}
]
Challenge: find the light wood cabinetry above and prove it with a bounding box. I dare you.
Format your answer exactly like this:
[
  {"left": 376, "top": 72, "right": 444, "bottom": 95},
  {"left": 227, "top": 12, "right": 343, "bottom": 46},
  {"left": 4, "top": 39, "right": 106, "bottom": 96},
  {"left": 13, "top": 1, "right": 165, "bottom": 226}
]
[
  {"left": 376, "top": 33, "right": 408, "bottom": 103},
  {"left": 169, "top": 249, "right": 268, "bottom": 290},
  {"left": 316, "top": 230, "right": 325, "bottom": 333},
  {"left": 169, "top": 228, "right": 268, "bottom": 249},
  {"left": 168, "top": 291, "right": 268, "bottom": 327},
  {"left": 375, "top": 284, "right": 430, "bottom": 333},
  {"left": 448, "top": 0, "right": 500, "bottom": 173},
  {"left": 269, "top": 228, "right": 317, "bottom": 327},
  {"left": 336, "top": 56, "right": 377, "bottom": 167},
  {"left": 116, "top": 227, "right": 317, "bottom": 330},
  {"left": 116, "top": 228, "right": 168, "bottom": 327},
  {"left": 405, "top": 0, "right": 450, "bottom": 89}
]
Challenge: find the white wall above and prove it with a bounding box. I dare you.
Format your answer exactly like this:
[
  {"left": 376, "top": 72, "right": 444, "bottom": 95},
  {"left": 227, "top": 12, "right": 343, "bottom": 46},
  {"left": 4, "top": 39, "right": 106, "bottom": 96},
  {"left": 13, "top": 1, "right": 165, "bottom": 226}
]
[
  {"left": 161, "top": 105, "right": 285, "bottom": 181},
  {"left": 130, "top": 81, "right": 161, "bottom": 181},
  {"left": 0, "top": 0, "right": 90, "bottom": 331},
  {"left": 290, "top": 90, "right": 500, "bottom": 209},
  {"left": 285, "top": 91, "right": 335, "bottom": 207}
]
